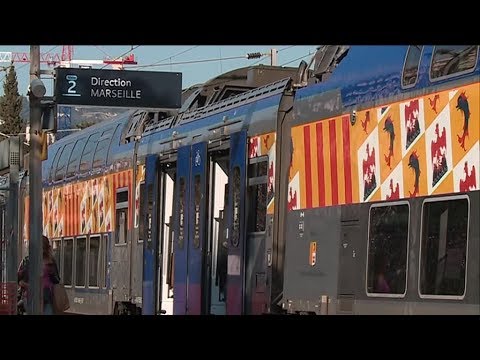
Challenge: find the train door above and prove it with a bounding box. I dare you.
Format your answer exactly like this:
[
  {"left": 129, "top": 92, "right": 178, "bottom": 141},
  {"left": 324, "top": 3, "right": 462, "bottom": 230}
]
[
  {"left": 173, "top": 146, "right": 191, "bottom": 315},
  {"left": 245, "top": 156, "right": 269, "bottom": 314},
  {"left": 157, "top": 163, "right": 175, "bottom": 315},
  {"left": 225, "top": 131, "right": 248, "bottom": 315},
  {"left": 141, "top": 155, "right": 160, "bottom": 315},
  {"left": 205, "top": 150, "right": 229, "bottom": 315},
  {"left": 187, "top": 142, "right": 208, "bottom": 314},
  {"left": 112, "top": 186, "right": 131, "bottom": 305},
  {"left": 173, "top": 143, "right": 208, "bottom": 315},
  {"left": 173, "top": 131, "right": 248, "bottom": 315},
  {"left": 141, "top": 155, "right": 176, "bottom": 315},
  {"left": 203, "top": 131, "right": 248, "bottom": 315}
]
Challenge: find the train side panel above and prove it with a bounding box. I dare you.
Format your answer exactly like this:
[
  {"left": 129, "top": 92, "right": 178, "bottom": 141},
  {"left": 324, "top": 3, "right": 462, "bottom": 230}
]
[{"left": 281, "top": 45, "right": 480, "bottom": 314}]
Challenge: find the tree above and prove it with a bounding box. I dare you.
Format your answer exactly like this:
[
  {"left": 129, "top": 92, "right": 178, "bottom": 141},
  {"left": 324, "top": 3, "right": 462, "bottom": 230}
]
[
  {"left": 0, "top": 65, "right": 23, "bottom": 136},
  {"left": 76, "top": 120, "right": 96, "bottom": 130}
]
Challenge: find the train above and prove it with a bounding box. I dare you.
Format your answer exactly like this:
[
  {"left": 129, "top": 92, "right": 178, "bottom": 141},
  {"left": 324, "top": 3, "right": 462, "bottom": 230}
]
[{"left": 12, "top": 45, "right": 480, "bottom": 314}]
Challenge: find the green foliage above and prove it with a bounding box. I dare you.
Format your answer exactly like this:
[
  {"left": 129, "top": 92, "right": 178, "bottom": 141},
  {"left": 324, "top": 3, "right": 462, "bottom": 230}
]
[
  {"left": 0, "top": 66, "right": 23, "bottom": 136},
  {"left": 76, "top": 120, "right": 96, "bottom": 130}
]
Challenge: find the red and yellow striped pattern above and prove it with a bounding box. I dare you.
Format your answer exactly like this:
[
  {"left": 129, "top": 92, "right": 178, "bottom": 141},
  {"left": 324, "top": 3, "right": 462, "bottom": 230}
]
[{"left": 290, "top": 116, "right": 353, "bottom": 209}]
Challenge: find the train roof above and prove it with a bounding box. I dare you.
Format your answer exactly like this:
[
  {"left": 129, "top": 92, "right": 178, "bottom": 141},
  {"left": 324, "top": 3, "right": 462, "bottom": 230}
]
[
  {"left": 296, "top": 45, "right": 480, "bottom": 108},
  {"left": 41, "top": 64, "right": 300, "bottom": 184},
  {"left": 40, "top": 45, "right": 480, "bottom": 185}
]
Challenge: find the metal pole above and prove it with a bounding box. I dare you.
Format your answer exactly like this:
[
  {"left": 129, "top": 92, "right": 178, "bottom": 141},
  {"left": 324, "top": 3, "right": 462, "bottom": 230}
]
[
  {"left": 28, "top": 45, "right": 43, "bottom": 315},
  {"left": 10, "top": 138, "right": 19, "bottom": 285},
  {"left": 6, "top": 138, "right": 19, "bottom": 302},
  {"left": 270, "top": 48, "right": 277, "bottom": 66}
]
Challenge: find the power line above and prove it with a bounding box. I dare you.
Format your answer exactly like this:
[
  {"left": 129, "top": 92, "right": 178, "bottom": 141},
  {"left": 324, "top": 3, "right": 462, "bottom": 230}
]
[
  {"left": 281, "top": 51, "right": 314, "bottom": 66},
  {"left": 129, "top": 54, "right": 258, "bottom": 69},
  {"left": 146, "top": 46, "right": 199, "bottom": 68},
  {"left": 94, "top": 46, "right": 113, "bottom": 59},
  {"left": 279, "top": 45, "right": 296, "bottom": 52}
]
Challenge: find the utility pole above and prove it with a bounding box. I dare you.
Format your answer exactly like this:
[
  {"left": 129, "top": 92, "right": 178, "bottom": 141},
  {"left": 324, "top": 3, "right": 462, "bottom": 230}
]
[
  {"left": 270, "top": 48, "right": 278, "bottom": 66},
  {"left": 28, "top": 45, "right": 45, "bottom": 315}
]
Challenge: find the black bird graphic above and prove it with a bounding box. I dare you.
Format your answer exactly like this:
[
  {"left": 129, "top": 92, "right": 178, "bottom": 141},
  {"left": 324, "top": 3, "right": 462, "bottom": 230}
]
[
  {"left": 383, "top": 116, "right": 395, "bottom": 168},
  {"left": 408, "top": 151, "right": 420, "bottom": 197},
  {"left": 456, "top": 92, "right": 470, "bottom": 151}
]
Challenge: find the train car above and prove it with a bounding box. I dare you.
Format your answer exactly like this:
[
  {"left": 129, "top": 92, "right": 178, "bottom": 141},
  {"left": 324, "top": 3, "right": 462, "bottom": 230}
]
[
  {"left": 19, "top": 64, "right": 300, "bottom": 314},
  {"left": 279, "top": 45, "right": 479, "bottom": 315},
  {"left": 22, "top": 112, "right": 136, "bottom": 314}
]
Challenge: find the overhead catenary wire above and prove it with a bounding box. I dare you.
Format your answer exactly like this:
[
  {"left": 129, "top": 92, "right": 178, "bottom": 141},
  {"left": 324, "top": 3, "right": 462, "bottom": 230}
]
[
  {"left": 129, "top": 53, "right": 267, "bottom": 70},
  {"left": 94, "top": 46, "right": 113, "bottom": 59},
  {"left": 280, "top": 51, "right": 314, "bottom": 66},
  {"left": 145, "top": 46, "right": 200, "bottom": 68}
]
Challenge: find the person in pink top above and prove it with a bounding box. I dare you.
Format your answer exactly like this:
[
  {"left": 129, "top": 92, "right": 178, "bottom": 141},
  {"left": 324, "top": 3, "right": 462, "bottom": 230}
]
[{"left": 17, "top": 235, "right": 60, "bottom": 315}]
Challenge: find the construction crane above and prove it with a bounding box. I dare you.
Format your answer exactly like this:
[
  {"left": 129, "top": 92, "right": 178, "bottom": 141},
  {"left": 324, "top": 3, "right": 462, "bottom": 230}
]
[
  {"left": 0, "top": 46, "right": 73, "bottom": 66},
  {"left": 0, "top": 46, "right": 137, "bottom": 69},
  {"left": 0, "top": 46, "right": 139, "bottom": 144}
]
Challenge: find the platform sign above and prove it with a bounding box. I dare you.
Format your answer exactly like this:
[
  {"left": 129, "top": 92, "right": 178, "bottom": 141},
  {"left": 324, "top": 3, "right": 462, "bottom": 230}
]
[{"left": 55, "top": 68, "right": 182, "bottom": 109}]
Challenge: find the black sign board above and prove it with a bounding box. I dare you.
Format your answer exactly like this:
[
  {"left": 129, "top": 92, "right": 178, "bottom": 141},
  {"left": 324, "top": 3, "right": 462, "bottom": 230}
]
[{"left": 54, "top": 68, "right": 182, "bottom": 109}]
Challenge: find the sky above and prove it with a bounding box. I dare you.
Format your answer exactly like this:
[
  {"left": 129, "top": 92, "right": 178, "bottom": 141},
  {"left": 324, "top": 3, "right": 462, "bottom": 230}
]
[{"left": 0, "top": 45, "right": 316, "bottom": 97}]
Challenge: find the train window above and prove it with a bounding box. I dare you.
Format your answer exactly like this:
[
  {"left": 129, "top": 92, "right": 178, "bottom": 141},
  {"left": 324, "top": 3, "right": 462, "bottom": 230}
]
[
  {"left": 88, "top": 235, "right": 100, "bottom": 287},
  {"left": 54, "top": 142, "right": 75, "bottom": 182},
  {"left": 193, "top": 175, "right": 201, "bottom": 248},
  {"left": 247, "top": 183, "right": 267, "bottom": 233},
  {"left": 115, "top": 209, "right": 128, "bottom": 245},
  {"left": 419, "top": 197, "right": 469, "bottom": 299},
  {"left": 178, "top": 177, "right": 186, "bottom": 250},
  {"left": 430, "top": 45, "right": 478, "bottom": 81},
  {"left": 107, "top": 125, "right": 123, "bottom": 164},
  {"left": 75, "top": 237, "right": 87, "bottom": 287},
  {"left": 402, "top": 45, "right": 423, "bottom": 88},
  {"left": 247, "top": 158, "right": 268, "bottom": 233},
  {"left": 138, "top": 182, "right": 146, "bottom": 242},
  {"left": 248, "top": 159, "right": 268, "bottom": 178},
  {"left": 63, "top": 238, "right": 73, "bottom": 286},
  {"left": 366, "top": 203, "right": 409, "bottom": 297},
  {"left": 231, "top": 166, "right": 241, "bottom": 247},
  {"left": 66, "top": 138, "right": 87, "bottom": 179},
  {"left": 93, "top": 128, "right": 114, "bottom": 169},
  {"left": 115, "top": 189, "right": 129, "bottom": 245},
  {"left": 100, "top": 234, "right": 108, "bottom": 288},
  {"left": 52, "top": 239, "right": 62, "bottom": 277},
  {"left": 116, "top": 190, "right": 128, "bottom": 204},
  {"left": 79, "top": 132, "right": 101, "bottom": 173},
  {"left": 48, "top": 147, "right": 63, "bottom": 182}
]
